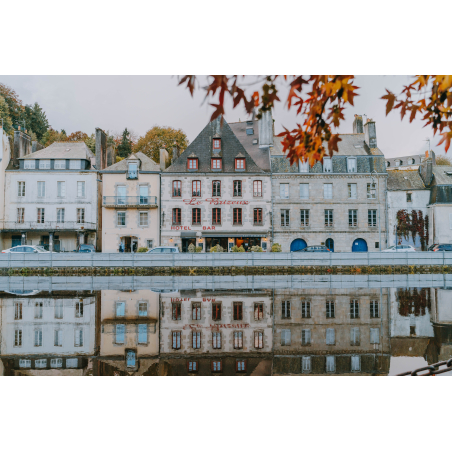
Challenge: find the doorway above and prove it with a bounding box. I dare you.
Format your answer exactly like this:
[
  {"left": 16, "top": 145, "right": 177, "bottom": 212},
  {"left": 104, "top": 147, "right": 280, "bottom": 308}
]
[
  {"left": 326, "top": 238, "right": 334, "bottom": 252},
  {"left": 352, "top": 238, "right": 368, "bottom": 252},
  {"left": 121, "top": 236, "right": 138, "bottom": 253},
  {"left": 12, "top": 235, "right": 21, "bottom": 247},
  {"left": 290, "top": 238, "right": 307, "bottom": 252},
  {"left": 182, "top": 238, "right": 196, "bottom": 252}
]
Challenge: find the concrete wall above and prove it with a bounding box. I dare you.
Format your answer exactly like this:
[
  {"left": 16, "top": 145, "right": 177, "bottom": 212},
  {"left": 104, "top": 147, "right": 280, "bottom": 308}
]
[{"left": 430, "top": 204, "right": 452, "bottom": 244}]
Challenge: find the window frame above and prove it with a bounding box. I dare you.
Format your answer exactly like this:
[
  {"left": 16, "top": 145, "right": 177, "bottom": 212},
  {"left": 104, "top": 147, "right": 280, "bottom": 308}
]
[
  {"left": 233, "top": 331, "right": 243, "bottom": 349},
  {"left": 281, "top": 209, "right": 290, "bottom": 227},
  {"left": 349, "top": 209, "right": 358, "bottom": 227},
  {"left": 37, "top": 181, "right": 46, "bottom": 198},
  {"left": 17, "top": 208, "right": 25, "bottom": 224},
  {"left": 253, "top": 180, "right": 262, "bottom": 197},
  {"left": 233, "top": 208, "right": 242, "bottom": 225},
  {"left": 301, "top": 301, "right": 311, "bottom": 319},
  {"left": 172, "top": 302, "right": 182, "bottom": 321},
  {"left": 348, "top": 183, "right": 357, "bottom": 199},
  {"left": 172, "top": 180, "right": 182, "bottom": 197},
  {"left": 192, "top": 180, "right": 201, "bottom": 197},
  {"left": 212, "top": 331, "right": 222, "bottom": 349},
  {"left": 187, "top": 158, "right": 198, "bottom": 170},
  {"left": 326, "top": 300, "right": 335, "bottom": 318},
  {"left": 325, "top": 209, "right": 333, "bottom": 227},
  {"left": 18, "top": 181, "right": 26, "bottom": 197},
  {"left": 77, "top": 181, "right": 86, "bottom": 198},
  {"left": 300, "top": 209, "right": 309, "bottom": 227},
  {"left": 254, "top": 208, "right": 263, "bottom": 225},
  {"left": 212, "top": 208, "right": 221, "bottom": 226},
  {"left": 37, "top": 207, "right": 45, "bottom": 224},
  {"left": 192, "top": 208, "right": 201, "bottom": 225},
  {"left": 192, "top": 331, "right": 201, "bottom": 349},
  {"left": 192, "top": 303, "right": 201, "bottom": 320},
  {"left": 323, "top": 183, "right": 333, "bottom": 199},
  {"left": 254, "top": 331, "right": 264, "bottom": 349},
  {"left": 235, "top": 158, "right": 245, "bottom": 170},
  {"left": 212, "top": 303, "right": 222, "bottom": 321},
  {"left": 254, "top": 303, "right": 264, "bottom": 320},
  {"left": 117, "top": 211, "right": 126, "bottom": 226},
  {"left": 76, "top": 208, "right": 85, "bottom": 224},
  {"left": 233, "top": 180, "right": 242, "bottom": 197},
  {"left": 282, "top": 301, "right": 291, "bottom": 319},
  {"left": 233, "top": 302, "right": 243, "bottom": 321},
  {"left": 211, "top": 158, "right": 222, "bottom": 170},
  {"left": 212, "top": 180, "right": 221, "bottom": 197},
  {"left": 172, "top": 208, "right": 181, "bottom": 225},
  {"left": 368, "top": 209, "right": 377, "bottom": 227},
  {"left": 350, "top": 299, "right": 360, "bottom": 319},
  {"left": 172, "top": 331, "right": 181, "bottom": 349}
]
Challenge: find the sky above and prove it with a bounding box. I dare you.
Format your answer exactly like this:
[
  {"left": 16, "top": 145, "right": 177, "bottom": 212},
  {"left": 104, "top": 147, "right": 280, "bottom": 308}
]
[{"left": 0, "top": 75, "right": 447, "bottom": 159}]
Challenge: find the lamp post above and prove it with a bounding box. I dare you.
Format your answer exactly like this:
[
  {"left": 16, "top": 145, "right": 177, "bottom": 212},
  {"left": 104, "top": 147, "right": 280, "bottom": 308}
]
[{"left": 370, "top": 170, "right": 382, "bottom": 250}]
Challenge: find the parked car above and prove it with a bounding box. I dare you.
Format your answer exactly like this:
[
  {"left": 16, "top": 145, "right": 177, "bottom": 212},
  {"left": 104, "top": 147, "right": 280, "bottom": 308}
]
[
  {"left": 147, "top": 246, "right": 180, "bottom": 254},
  {"left": 382, "top": 245, "right": 416, "bottom": 252},
  {"left": 427, "top": 244, "right": 438, "bottom": 251},
  {"left": 432, "top": 244, "right": 452, "bottom": 252},
  {"left": 75, "top": 244, "right": 96, "bottom": 253},
  {"left": 2, "top": 245, "right": 50, "bottom": 254},
  {"left": 295, "top": 245, "right": 332, "bottom": 253}
]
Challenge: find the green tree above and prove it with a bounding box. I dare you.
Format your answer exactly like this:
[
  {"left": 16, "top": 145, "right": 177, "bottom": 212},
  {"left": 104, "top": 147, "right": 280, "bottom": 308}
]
[
  {"left": 84, "top": 133, "right": 96, "bottom": 152},
  {"left": 0, "top": 94, "right": 14, "bottom": 136},
  {"left": 41, "top": 128, "right": 68, "bottom": 147},
  {"left": 0, "top": 83, "right": 23, "bottom": 127},
  {"left": 23, "top": 102, "right": 49, "bottom": 142},
  {"left": 134, "top": 126, "right": 189, "bottom": 164},
  {"left": 117, "top": 128, "right": 133, "bottom": 158}
]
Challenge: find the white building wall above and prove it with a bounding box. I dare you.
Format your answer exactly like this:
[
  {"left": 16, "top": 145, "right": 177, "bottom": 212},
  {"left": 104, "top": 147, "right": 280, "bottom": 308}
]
[
  {"left": 430, "top": 204, "right": 452, "bottom": 245},
  {"left": 0, "top": 128, "right": 12, "bottom": 250}
]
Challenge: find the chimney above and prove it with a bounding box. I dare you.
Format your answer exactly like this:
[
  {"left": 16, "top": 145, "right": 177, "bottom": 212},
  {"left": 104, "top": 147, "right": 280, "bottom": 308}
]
[
  {"left": 106, "top": 145, "right": 115, "bottom": 167},
  {"left": 419, "top": 154, "right": 433, "bottom": 186},
  {"left": 171, "top": 143, "right": 180, "bottom": 165},
  {"left": 95, "top": 128, "right": 107, "bottom": 170},
  {"left": 13, "top": 130, "right": 32, "bottom": 167},
  {"left": 364, "top": 119, "right": 377, "bottom": 149},
  {"left": 160, "top": 148, "right": 168, "bottom": 171},
  {"left": 258, "top": 109, "right": 273, "bottom": 148},
  {"left": 32, "top": 141, "right": 44, "bottom": 153},
  {"left": 353, "top": 115, "right": 363, "bottom": 133}
]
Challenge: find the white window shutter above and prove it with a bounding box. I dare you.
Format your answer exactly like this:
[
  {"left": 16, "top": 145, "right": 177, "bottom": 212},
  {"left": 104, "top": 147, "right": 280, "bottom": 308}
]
[
  {"left": 449, "top": 213, "right": 452, "bottom": 230},
  {"left": 370, "top": 328, "right": 380, "bottom": 344}
]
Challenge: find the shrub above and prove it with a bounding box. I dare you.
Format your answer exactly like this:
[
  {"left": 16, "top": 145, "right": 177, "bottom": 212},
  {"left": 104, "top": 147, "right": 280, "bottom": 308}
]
[
  {"left": 271, "top": 243, "right": 282, "bottom": 252},
  {"left": 188, "top": 243, "right": 195, "bottom": 253},
  {"left": 195, "top": 246, "right": 202, "bottom": 253},
  {"left": 210, "top": 244, "right": 224, "bottom": 252},
  {"left": 231, "top": 245, "right": 245, "bottom": 252},
  {"left": 251, "top": 245, "right": 263, "bottom": 252},
  {"left": 137, "top": 247, "right": 148, "bottom": 253}
]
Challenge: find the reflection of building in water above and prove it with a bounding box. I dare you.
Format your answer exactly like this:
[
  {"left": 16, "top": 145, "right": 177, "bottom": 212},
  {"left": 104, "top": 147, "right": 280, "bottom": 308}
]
[
  {"left": 0, "top": 291, "right": 96, "bottom": 376},
  {"left": 429, "top": 289, "right": 452, "bottom": 363},
  {"left": 159, "top": 289, "right": 273, "bottom": 375},
  {"left": 273, "top": 289, "right": 390, "bottom": 375},
  {"left": 96, "top": 290, "right": 159, "bottom": 375}
]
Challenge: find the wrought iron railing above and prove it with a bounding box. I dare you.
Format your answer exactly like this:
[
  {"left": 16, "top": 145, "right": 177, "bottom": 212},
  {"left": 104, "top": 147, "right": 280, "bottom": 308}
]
[
  {"left": 0, "top": 221, "right": 97, "bottom": 230},
  {"left": 103, "top": 196, "right": 158, "bottom": 207}
]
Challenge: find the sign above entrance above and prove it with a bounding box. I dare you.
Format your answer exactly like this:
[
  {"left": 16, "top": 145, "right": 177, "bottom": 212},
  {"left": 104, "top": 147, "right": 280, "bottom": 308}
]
[{"left": 183, "top": 198, "right": 249, "bottom": 206}]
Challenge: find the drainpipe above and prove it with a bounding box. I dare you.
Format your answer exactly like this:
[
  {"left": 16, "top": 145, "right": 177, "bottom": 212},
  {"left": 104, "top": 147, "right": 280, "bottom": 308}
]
[
  {"left": 270, "top": 170, "right": 275, "bottom": 248},
  {"left": 159, "top": 172, "right": 161, "bottom": 247},
  {"left": 384, "top": 183, "right": 389, "bottom": 248}
]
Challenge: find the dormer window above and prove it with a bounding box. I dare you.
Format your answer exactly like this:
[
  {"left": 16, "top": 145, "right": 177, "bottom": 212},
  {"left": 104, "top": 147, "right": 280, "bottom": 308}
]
[
  {"left": 127, "top": 162, "right": 138, "bottom": 179},
  {"left": 69, "top": 160, "right": 81, "bottom": 170},
  {"left": 24, "top": 160, "right": 35, "bottom": 169},
  {"left": 54, "top": 160, "right": 66, "bottom": 169},
  {"left": 299, "top": 159, "right": 309, "bottom": 173},
  {"left": 211, "top": 158, "right": 222, "bottom": 170},
  {"left": 39, "top": 160, "right": 51, "bottom": 169},
  {"left": 246, "top": 121, "right": 254, "bottom": 135},
  {"left": 323, "top": 157, "right": 332, "bottom": 173},
  {"left": 213, "top": 138, "right": 221, "bottom": 150},
  {"left": 347, "top": 158, "right": 357, "bottom": 173},
  {"left": 235, "top": 158, "right": 245, "bottom": 171},
  {"left": 187, "top": 158, "right": 198, "bottom": 170}
]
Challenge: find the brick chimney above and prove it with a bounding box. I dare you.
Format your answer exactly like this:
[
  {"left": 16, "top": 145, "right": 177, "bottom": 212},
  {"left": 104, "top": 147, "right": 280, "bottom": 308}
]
[
  {"left": 13, "top": 130, "right": 32, "bottom": 167},
  {"left": 364, "top": 118, "right": 377, "bottom": 149},
  {"left": 258, "top": 110, "right": 273, "bottom": 148},
  {"left": 95, "top": 128, "right": 107, "bottom": 170},
  {"left": 353, "top": 115, "right": 363, "bottom": 133},
  {"left": 160, "top": 148, "right": 168, "bottom": 171}
]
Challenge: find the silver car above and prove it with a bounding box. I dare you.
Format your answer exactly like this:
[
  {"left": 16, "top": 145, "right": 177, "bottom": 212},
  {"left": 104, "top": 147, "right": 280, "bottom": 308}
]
[
  {"left": 2, "top": 245, "right": 50, "bottom": 254},
  {"left": 382, "top": 245, "right": 416, "bottom": 252},
  {"left": 147, "top": 246, "right": 180, "bottom": 254}
]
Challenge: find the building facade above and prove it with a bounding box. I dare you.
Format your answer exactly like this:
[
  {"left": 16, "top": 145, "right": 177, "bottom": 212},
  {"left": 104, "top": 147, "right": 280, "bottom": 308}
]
[{"left": 271, "top": 115, "right": 388, "bottom": 252}]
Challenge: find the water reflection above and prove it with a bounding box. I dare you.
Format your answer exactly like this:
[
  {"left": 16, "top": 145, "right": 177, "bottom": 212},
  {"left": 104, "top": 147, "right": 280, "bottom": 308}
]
[{"left": 1, "top": 282, "right": 451, "bottom": 376}]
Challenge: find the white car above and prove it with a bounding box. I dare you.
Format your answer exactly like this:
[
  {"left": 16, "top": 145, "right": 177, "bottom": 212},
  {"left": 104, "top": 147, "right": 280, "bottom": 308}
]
[
  {"left": 382, "top": 245, "right": 416, "bottom": 252},
  {"left": 147, "top": 246, "right": 180, "bottom": 254},
  {"left": 2, "top": 245, "right": 50, "bottom": 254}
]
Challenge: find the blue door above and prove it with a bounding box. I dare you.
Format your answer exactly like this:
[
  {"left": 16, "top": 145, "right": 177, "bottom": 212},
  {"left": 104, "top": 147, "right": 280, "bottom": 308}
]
[
  {"left": 352, "top": 238, "right": 368, "bottom": 252},
  {"left": 290, "top": 238, "right": 307, "bottom": 252},
  {"left": 326, "top": 238, "right": 334, "bottom": 252},
  {"left": 11, "top": 235, "right": 21, "bottom": 247}
]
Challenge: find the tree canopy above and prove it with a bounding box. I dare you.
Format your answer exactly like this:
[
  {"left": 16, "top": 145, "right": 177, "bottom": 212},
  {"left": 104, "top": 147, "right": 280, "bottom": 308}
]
[
  {"left": 23, "top": 102, "right": 49, "bottom": 141},
  {"left": 117, "top": 128, "right": 133, "bottom": 158},
  {"left": 0, "top": 95, "right": 14, "bottom": 136}
]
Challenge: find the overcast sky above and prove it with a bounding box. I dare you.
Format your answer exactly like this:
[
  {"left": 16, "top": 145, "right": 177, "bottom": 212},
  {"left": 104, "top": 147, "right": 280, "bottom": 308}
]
[{"left": 0, "top": 75, "right": 446, "bottom": 158}]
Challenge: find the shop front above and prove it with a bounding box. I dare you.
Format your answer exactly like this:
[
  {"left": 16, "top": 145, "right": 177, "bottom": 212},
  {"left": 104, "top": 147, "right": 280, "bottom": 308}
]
[{"left": 203, "top": 233, "right": 268, "bottom": 252}]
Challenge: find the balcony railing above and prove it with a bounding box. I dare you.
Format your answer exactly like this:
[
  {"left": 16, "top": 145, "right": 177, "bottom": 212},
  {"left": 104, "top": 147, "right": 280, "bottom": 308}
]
[
  {"left": 103, "top": 196, "right": 158, "bottom": 208},
  {"left": 0, "top": 221, "right": 97, "bottom": 231}
]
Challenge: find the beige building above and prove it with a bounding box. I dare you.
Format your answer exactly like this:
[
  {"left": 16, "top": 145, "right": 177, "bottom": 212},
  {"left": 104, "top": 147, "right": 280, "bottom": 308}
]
[{"left": 101, "top": 153, "right": 160, "bottom": 252}]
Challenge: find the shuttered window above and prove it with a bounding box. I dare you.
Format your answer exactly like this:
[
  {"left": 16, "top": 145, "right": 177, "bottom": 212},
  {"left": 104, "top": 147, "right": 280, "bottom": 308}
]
[
  {"left": 116, "top": 302, "right": 125, "bottom": 317},
  {"left": 74, "top": 328, "right": 84, "bottom": 347},
  {"left": 370, "top": 328, "right": 380, "bottom": 344},
  {"left": 172, "top": 331, "right": 181, "bottom": 349},
  {"left": 351, "top": 355, "right": 361, "bottom": 371},
  {"left": 324, "top": 183, "right": 333, "bottom": 199},
  {"left": 323, "top": 157, "right": 332, "bottom": 172},
  {"left": 192, "top": 331, "right": 201, "bottom": 349},
  {"left": 254, "top": 303, "right": 263, "bottom": 320},
  {"left": 326, "top": 328, "right": 335, "bottom": 345},
  {"left": 350, "top": 327, "right": 360, "bottom": 346},
  {"left": 233, "top": 331, "right": 243, "bottom": 349},
  {"left": 280, "top": 183, "right": 289, "bottom": 199},
  {"left": 299, "top": 183, "right": 309, "bottom": 199},
  {"left": 35, "top": 301, "right": 43, "bottom": 319},
  {"left": 212, "top": 332, "right": 222, "bottom": 349},
  {"left": 302, "top": 329, "right": 311, "bottom": 345},
  {"left": 66, "top": 358, "right": 78, "bottom": 368},
  {"left": 115, "top": 324, "right": 125, "bottom": 344},
  {"left": 77, "top": 181, "right": 85, "bottom": 197},
  {"left": 281, "top": 329, "right": 291, "bottom": 346},
  {"left": 192, "top": 303, "right": 201, "bottom": 320},
  {"left": 326, "top": 356, "right": 336, "bottom": 372},
  {"left": 54, "top": 300, "right": 63, "bottom": 319},
  {"left": 138, "top": 324, "right": 148, "bottom": 344},
  {"left": 254, "top": 331, "right": 263, "bottom": 349},
  {"left": 138, "top": 302, "right": 148, "bottom": 316},
  {"left": 54, "top": 329, "right": 62, "bottom": 347},
  {"left": 348, "top": 183, "right": 357, "bottom": 199},
  {"left": 282, "top": 301, "right": 291, "bottom": 319},
  {"left": 302, "top": 356, "right": 311, "bottom": 373},
  {"left": 34, "top": 329, "right": 43, "bottom": 347}
]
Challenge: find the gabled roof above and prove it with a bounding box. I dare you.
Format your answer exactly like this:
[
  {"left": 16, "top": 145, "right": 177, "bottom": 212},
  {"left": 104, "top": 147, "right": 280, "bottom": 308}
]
[
  {"left": 21, "top": 141, "right": 94, "bottom": 160},
  {"left": 432, "top": 166, "right": 452, "bottom": 185},
  {"left": 387, "top": 170, "right": 426, "bottom": 191},
  {"left": 102, "top": 152, "right": 160, "bottom": 172},
  {"left": 165, "top": 117, "right": 264, "bottom": 173}
]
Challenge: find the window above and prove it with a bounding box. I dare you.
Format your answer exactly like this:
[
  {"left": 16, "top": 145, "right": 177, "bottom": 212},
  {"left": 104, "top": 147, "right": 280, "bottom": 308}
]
[
  {"left": 351, "top": 355, "right": 361, "bottom": 371},
  {"left": 233, "top": 180, "right": 242, "bottom": 197},
  {"left": 127, "top": 162, "right": 138, "bottom": 179},
  {"left": 74, "top": 329, "right": 84, "bottom": 347},
  {"left": 300, "top": 209, "right": 309, "bottom": 227},
  {"left": 34, "top": 301, "right": 43, "bottom": 319},
  {"left": 37, "top": 181, "right": 45, "bottom": 198},
  {"left": 326, "top": 328, "right": 335, "bottom": 345},
  {"left": 116, "top": 301, "right": 125, "bottom": 317},
  {"left": 212, "top": 332, "right": 222, "bottom": 349},
  {"left": 281, "top": 329, "right": 291, "bottom": 346},
  {"left": 326, "top": 301, "right": 335, "bottom": 318},
  {"left": 236, "top": 360, "right": 246, "bottom": 372},
  {"left": 17, "top": 208, "right": 24, "bottom": 224},
  {"left": 368, "top": 209, "right": 377, "bottom": 227},
  {"left": 370, "top": 328, "right": 380, "bottom": 344},
  {"left": 51, "top": 358, "right": 63, "bottom": 369},
  {"left": 192, "top": 303, "right": 201, "bottom": 320},
  {"left": 172, "top": 331, "right": 181, "bottom": 349},
  {"left": 24, "top": 160, "right": 35, "bottom": 169},
  {"left": 172, "top": 303, "right": 181, "bottom": 320},
  {"left": 34, "top": 329, "right": 43, "bottom": 347},
  {"left": 254, "top": 208, "right": 263, "bottom": 225},
  {"left": 57, "top": 181, "right": 66, "bottom": 198},
  {"left": 254, "top": 331, "right": 263, "bottom": 349},
  {"left": 138, "top": 302, "right": 148, "bottom": 317},
  {"left": 253, "top": 180, "right": 262, "bottom": 197},
  {"left": 254, "top": 303, "right": 263, "bottom": 320},
  {"left": 18, "top": 181, "right": 25, "bottom": 197},
  {"left": 349, "top": 209, "right": 358, "bottom": 227},
  {"left": 192, "top": 331, "right": 201, "bottom": 349},
  {"left": 188, "top": 209, "right": 200, "bottom": 227},
  {"left": 348, "top": 183, "right": 357, "bottom": 199},
  {"left": 139, "top": 186, "right": 148, "bottom": 205},
  {"left": 19, "top": 359, "right": 31, "bottom": 368},
  {"left": 235, "top": 158, "right": 245, "bottom": 170},
  {"left": 188, "top": 361, "right": 198, "bottom": 372},
  {"left": 299, "top": 159, "right": 309, "bottom": 173},
  {"left": 212, "top": 303, "right": 221, "bottom": 321},
  {"left": 233, "top": 302, "right": 243, "bottom": 321},
  {"left": 37, "top": 208, "right": 45, "bottom": 223},
  {"left": 302, "top": 356, "right": 311, "bottom": 373},
  {"left": 281, "top": 210, "right": 290, "bottom": 227},
  {"left": 187, "top": 158, "right": 198, "bottom": 170},
  {"left": 69, "top": 160, "right": 82, "bottom": 170},
  {"left": 350, "top": 327, "right": 360, "bottom": 346},
  {"left": 14, "top": 329, "right": 22, "bottom": 347},
  {"left": 117, "top": 185, "right": 126, "bottom": 204},
  {"left": 39, "top": 159, "right": 51, "bottom": 169},
  {"left": 75, "top": 301, "right": 84, "bottom": 318},
  {"left": 211, "top": 360, "right": 222, "bottom": 372},
  {"left": 14, "top": 302, "right": 22, "bottom": 320},
  {"left": 323, "top": 157, "right": 332, "bottom": 172},
  {"left": 172, "top": 180, "right": 181, "bottom": 197},
  {"left": 282, "top": 301, "right": 291, "bottom": 319},
  {"left": 370, "top": 300, "right": 379, "bottom": 318},
  {"left": 212, "top": 208, "right": 221, "bottom": 225},
  {"left": 406, "top": 193, "right": 412, "bottom": 202},
  {"left": 367, "top": 183, "right": 376, "bottom": 199},
  {"left": 213, "top": 138, "right": 221, "bottom": 150},
  {"left": 77, "top": 208, "right": 85, "bottom": 224},
  {"left": 347, "top": 158, "right": 357, "bottom": 173},
  {"left": 212, "top": 181, "right": 221, "bottom": 197},
  {"left": 301, "top": 301, "right": 311, "bottom": 318},
  {"left": 326, "top": 356, "right": 336, "bottom": 373},
  {"left": 325, "top": 209, "right": 333, "bottom": 227},
  {"left": 138, "top": 324, "right": 148, "bottom": 344},
  {"left": 192, "top": 180, "right": 201, "bottom": 197},
  {"left": 66, "top": 358, "right": 78, "bottom": 368},
  {"left": 115, "top": 324, "right": 125, "bottom": 344},
  {"left": 35, "top": 359, "right": 47, "bottom": 369},
  {"left": 139, "top": 212, "right": 148, "bottom": 226},
  {"left": 280, "top": 183, "right": 289, "bottom": 199},
  {"left": 54, "top": 159, "right": 66, "bottom": 169},
  {"left": 211, "top": 158, "right": 222, "bottom": 170},
  {"left": 299, "top": 183, "right": 309, "bottom": 199},
  {"left": 146, "top": 240, "right": 154, "bottom": 249},
  {"left": 54, "top": 300, "right": 63, "bottom": 319},
  {"left": 350, "top": 300, "right": 359, "bottom": 319},
  {"left": 117, "top": 211, "right": 126, "bottom": 226},
  {"left": 302, "top": 329, "right": 311, "bottom": 346},
  {"left": 54, "top": 207, "right": 64, "bottom": 224},
  {"left": 172, "top": 208, "right": 181, "bottom": 225},
  {"left": 233, "top": 208, "right": 242, "bottom": 225},
  {"left": 324, "top": 183, "right": 333, "bottom": 199},
  {"left": 54, "top": 329, "right": 62, "bottom": 346}
]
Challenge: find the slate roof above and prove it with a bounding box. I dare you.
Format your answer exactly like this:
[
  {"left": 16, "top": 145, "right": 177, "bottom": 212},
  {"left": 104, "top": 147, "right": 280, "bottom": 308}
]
[
  {"left": 102, "top": 152, "right": 160, "bottom": 172},
  {"left": 387, "top": 170, "right": 426, "bottom": 191},
  {"left": 431, "top": 166, "right": 452, "bottom": 185},
  {"left": 165, "top": 117, "right": 264, "bottom": 173},
  {"left": 20, "top": 141, "right": 94, "bottom": 160},
  {"left": 386, "top": 154, "right": 425, "bottom": 168}
]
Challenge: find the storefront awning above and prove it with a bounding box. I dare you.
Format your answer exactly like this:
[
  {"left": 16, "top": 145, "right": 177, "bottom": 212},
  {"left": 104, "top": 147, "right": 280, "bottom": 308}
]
[
  {"left": 202, "top": 233, "right": 267, "bottom": 238},
  {"left": 181, "top": 231, "right": 197, "bottom": 237}
]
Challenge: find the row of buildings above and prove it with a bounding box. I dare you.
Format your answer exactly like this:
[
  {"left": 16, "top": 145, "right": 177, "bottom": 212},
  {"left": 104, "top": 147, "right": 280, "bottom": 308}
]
[
  {"left": 1, "top": 286, "right": 450, "bottom": 375},
  {"left": 1, "top": 113, "right": 452, "bottom": 253}
]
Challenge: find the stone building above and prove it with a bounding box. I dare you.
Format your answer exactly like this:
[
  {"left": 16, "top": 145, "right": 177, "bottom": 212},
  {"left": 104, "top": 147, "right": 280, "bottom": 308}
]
[
  {"left": 386, "top": 151, "right": 430, "bottom": 171},
  {"left": 101, "top": 152, "right": 160, "bottom": 253},
  {"left": 272, "top": 288, "right": 390, "bottom": 375},
  {"left": 161, "top": 116, "right": 272, "bottom": 252},
  {"left": 271, "top": 115, "right": 387, "bottom": 252}
]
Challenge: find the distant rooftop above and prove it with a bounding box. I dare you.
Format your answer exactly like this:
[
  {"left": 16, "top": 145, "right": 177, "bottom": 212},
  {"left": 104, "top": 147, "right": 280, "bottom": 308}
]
[{"left": 20, "top": 141, "right": 94, "bottom": 160}]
